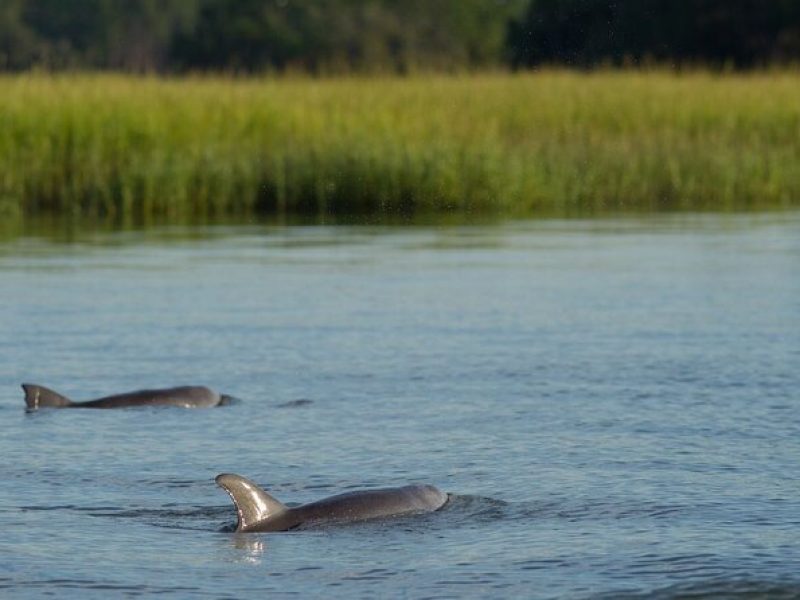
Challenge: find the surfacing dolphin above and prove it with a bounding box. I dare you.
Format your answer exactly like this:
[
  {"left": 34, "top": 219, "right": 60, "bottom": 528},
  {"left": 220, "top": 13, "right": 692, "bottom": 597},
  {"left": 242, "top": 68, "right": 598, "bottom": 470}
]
[
  {"left": 22, "top": 383, "right": 232, "bottom": 411},
  {"left": 216, "top": 473, "right": 449, "bottom": 532}
]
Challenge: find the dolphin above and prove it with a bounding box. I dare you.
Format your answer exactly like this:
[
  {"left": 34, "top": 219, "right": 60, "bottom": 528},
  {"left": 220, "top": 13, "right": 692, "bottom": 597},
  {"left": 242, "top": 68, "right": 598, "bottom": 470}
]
[
  {"left": 215, "top": 473, "right": 449, "bottom": 532},
  {"left": 22, "top": 383, "right": 231, "bottom": 411}
]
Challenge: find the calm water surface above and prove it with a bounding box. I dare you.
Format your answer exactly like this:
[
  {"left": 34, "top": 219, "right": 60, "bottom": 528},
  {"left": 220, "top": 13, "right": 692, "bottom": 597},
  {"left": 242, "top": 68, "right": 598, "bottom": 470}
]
[{"left": 1, "top": 214, "right": 798, "bottom": 598}]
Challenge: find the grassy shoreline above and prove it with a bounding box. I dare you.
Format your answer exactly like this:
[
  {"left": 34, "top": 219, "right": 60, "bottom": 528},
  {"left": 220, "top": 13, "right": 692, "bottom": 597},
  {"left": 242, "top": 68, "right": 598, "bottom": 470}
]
[{"left": 1, "top": 71, "right": 799, "bottom": 220}]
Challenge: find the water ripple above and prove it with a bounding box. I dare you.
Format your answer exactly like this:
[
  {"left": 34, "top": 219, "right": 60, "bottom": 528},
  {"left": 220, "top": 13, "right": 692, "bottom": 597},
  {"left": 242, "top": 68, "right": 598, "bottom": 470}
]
[{"left": 594, "top": 579, "right": 800, "bottom": 599}]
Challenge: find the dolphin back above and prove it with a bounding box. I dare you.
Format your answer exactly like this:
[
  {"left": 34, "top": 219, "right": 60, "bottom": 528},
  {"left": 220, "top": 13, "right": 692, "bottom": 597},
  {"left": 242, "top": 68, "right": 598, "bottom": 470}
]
[
  {"left": 296, "top": 484, "right": 449, "bottom": 525},
  {"left": 22, "top": 383, "right": 73, "bottom": 410},
  {"left": 80, "top": 385, "right": 223, "bottom": 409}
]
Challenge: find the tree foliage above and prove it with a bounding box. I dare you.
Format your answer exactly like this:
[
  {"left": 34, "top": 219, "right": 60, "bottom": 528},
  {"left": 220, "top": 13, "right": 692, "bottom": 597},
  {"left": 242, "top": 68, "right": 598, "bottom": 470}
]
[{"left": 0, "top": 0, "right": 525, "bottom": 72}]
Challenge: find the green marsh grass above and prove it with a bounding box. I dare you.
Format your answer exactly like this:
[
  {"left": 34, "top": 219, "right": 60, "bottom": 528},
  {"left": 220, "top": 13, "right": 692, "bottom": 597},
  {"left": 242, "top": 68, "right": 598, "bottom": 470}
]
[{"left": 1, "top": 71, "right": 798, "bottom": 221}]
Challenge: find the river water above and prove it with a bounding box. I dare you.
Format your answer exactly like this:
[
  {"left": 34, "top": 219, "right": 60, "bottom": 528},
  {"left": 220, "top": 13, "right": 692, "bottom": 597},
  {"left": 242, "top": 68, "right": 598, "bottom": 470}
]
[{"left": 1, "top": 214, "right": 798, "bottom": 598}]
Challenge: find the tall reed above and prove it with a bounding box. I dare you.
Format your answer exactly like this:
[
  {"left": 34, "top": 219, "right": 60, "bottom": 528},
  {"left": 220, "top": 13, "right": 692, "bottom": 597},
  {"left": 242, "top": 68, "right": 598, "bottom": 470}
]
[{"left": 1, "top": 71, "right": 798, "bottom": 220}]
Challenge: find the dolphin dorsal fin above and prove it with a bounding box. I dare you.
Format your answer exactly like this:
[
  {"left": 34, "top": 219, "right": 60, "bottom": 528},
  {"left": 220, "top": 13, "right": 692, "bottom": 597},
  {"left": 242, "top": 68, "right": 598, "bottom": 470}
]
[
  {"left": 215, "top": 473, "right": 288, "bottom": 532},
  {"left": 21, "top": 383, "right": 72, "bottom": 410}
]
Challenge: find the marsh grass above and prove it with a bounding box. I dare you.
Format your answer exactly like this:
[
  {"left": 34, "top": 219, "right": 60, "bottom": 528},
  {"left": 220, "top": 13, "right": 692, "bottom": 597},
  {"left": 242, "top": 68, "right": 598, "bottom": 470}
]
[{"left": 1, "top": 71, "right": 798, "bottom": 220}]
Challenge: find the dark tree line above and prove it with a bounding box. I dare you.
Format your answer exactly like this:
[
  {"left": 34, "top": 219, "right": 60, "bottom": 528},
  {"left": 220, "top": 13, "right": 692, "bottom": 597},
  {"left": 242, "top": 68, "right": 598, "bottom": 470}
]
[
  {"left": 1, "top": 0, "right": 799, "bottom": 72},
  {"left": 509, "top": 0, "right": 800, "bottom": 68}
]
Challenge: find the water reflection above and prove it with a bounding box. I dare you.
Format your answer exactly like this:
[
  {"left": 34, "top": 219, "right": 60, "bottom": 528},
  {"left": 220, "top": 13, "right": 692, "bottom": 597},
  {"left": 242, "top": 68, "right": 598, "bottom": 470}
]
[
  {"left": 226, "top": 535, "right": 268, "bottom": 565},
  {"left": 0, "top": 212, "right": 509, "bottom": 245},
  {"left": 2, "top": 211, "right": 797, "bottom": 257}
]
